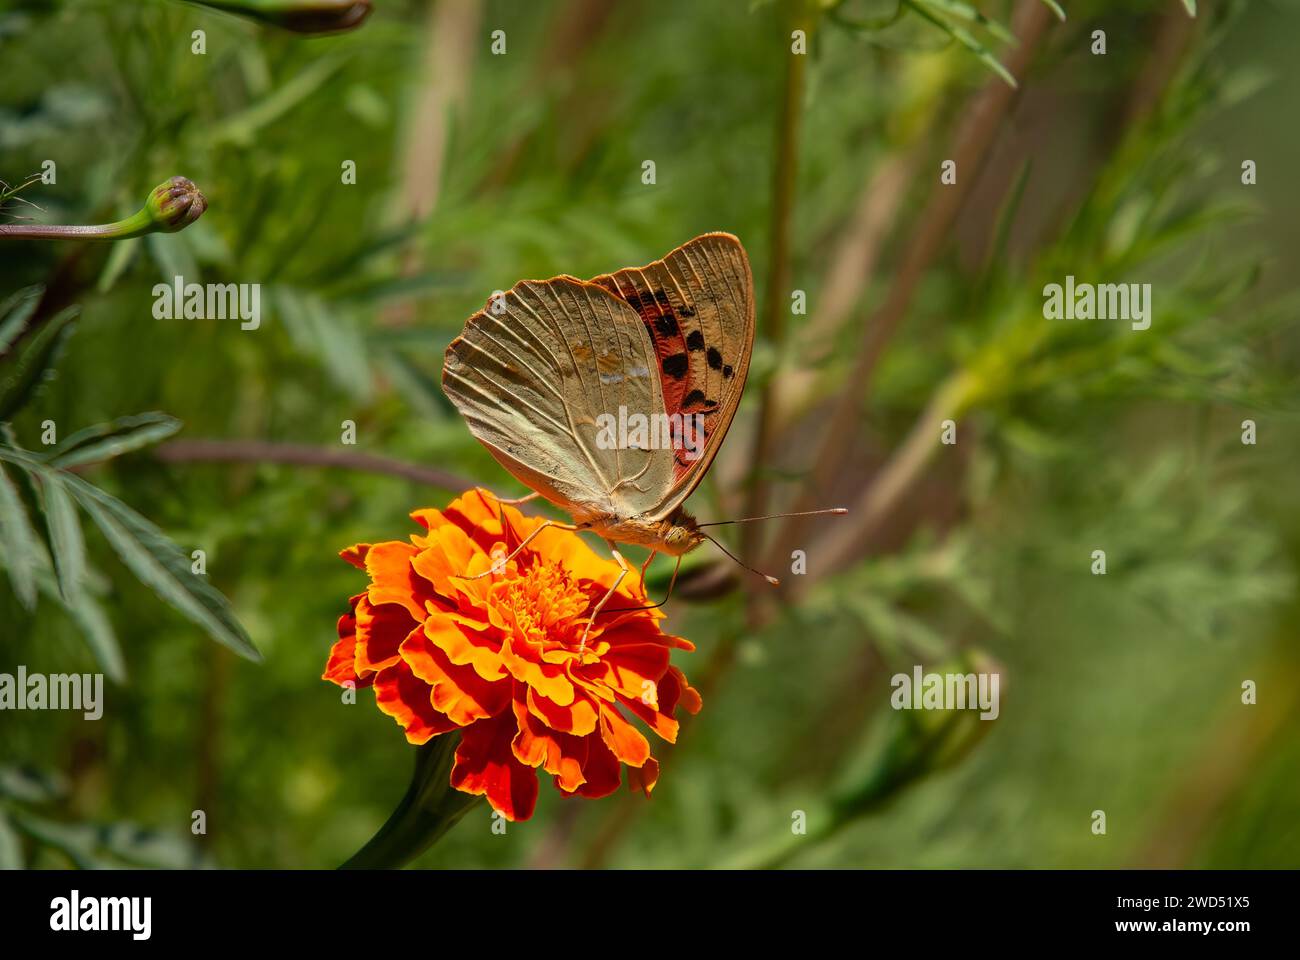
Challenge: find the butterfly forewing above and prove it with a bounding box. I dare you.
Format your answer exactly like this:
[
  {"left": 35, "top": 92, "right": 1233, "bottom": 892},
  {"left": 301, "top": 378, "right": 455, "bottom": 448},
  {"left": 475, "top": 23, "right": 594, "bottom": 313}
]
[
  {"left": 443, "top": 276, "right": 675, "bottom": 523},
  {"left": 589, "top": 232, "right": 754, "bottom": 520}
]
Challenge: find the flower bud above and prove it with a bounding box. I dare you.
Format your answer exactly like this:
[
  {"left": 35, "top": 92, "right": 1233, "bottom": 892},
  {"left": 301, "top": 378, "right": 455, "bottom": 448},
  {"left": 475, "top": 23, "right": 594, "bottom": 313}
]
[
  {"left": 192, "top": 1, "right": 373, "bottom": 34},
  {"left": 830, "top": 649, "right": 1003, "bottom": 821},
  {"left": 0, "top": 176, "right": 209, "bottom": 242},
  {"left": 145, "top": 177, "right": 208, "bottom": 233}
]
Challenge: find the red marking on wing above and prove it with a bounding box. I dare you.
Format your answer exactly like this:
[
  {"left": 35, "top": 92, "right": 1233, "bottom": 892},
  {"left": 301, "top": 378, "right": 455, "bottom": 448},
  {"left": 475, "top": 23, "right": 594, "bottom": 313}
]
[{"left": 591, "top": 277, "right": 715, "bottom": 481}]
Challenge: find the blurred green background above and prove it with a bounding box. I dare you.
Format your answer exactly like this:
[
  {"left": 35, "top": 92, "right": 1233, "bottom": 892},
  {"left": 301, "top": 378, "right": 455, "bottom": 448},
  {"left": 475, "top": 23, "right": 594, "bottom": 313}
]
[{"left": 2, "top": 0, "right": 1298, "bottom": 869}]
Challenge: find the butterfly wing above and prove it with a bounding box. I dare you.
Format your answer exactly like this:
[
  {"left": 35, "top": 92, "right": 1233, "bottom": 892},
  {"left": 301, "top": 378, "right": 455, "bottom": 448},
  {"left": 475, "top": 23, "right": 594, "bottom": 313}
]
[
  {"left": 589, "top": 232, "right": 754, "bottom": 521},
  {"left": 442, "top": 276, "right": 675, "bottom": 524}
]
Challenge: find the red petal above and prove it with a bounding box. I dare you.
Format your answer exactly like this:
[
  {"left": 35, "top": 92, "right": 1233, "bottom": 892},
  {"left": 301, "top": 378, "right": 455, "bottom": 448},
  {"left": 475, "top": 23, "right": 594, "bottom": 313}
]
[
  {"left": 598, "top": 703, "right": 651, "bottom": 767},
  {"left": 402, "top": 624, "right": 511, "bottom": 726},
  {"left": 574, "top": 733, "right": 622, "bottom": 799},
  {"left": 511, "top": 697, "right": 588, "bottom": 793},
  {"left": 373, "top": 661, "right": 457, "bottom": 745},
  {"left": 353, "top": 596, "right": 417, "bottom": 675},
  {"left": 451, "top": 713, "right": 539, "bottom": 821}
]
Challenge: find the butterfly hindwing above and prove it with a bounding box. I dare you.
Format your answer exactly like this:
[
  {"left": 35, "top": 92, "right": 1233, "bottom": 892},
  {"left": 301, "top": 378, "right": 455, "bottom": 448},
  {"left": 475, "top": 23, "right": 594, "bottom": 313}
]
[
  {"left": 442, "top": 276, "right": 676, "bottom": 523},
  {"left": 590, "top": 232, "right": 754, "bottom": 520}
]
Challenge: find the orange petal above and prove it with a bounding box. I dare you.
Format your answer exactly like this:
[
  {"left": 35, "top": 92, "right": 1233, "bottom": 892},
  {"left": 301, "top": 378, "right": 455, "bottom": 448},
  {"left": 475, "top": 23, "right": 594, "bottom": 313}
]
[
  {"left": 526, "top": 685, "right": 598, "bottom": 737},
  {"left": 340, "top": 543, "right": 371, "bottom": 570},
  {"left": 592, "top": 641, "right": 671, "bottom": 701},
  {"left": 402, "top": 626, "right": 510, "bottom": 726},
  {"left": 614, "top": 691, "right": 679, "bottom": 743},
  {"left": 626, "top": 756, "right": 660, "bottom": 797},
  {"left": 442, "top": 489, "right": 509, "bottom": 551},
  {"left": 373, "top": 660, "right": 457, "bottom": 745},
  {"left": 423, "top": 615, "right": 506, "bottom": 682},
  {"left": 409, "top": 507, "right": 450, "bottom": 534},
  {"left": 353, "top": 596, "right": 418, "bottom": 675},
  {"left": 511, "top": 697, "right": 587, "bottom": 792},
  {"left": 499, "top": 636, "right": 575, "bottom": 706},
  {"left": 451, "top": 713, "right": 539, "bottom": 821},
  {"left": 598, "top": 703, "right": 651, "bottom": 768},
  {"left": 365, "top": 541, "right": 437, "bottom": 622},
  {"left": 323, "top": 594, "right": 366, "bottom": 686},
  {"left": 662, "top": 665, "right": 702, "bottom": 715},
  {"left": 604, "top": 614, "right": 693, "bottom": 651},
  {"left": 410, "top": 522, "right": 483, "bottom": 599}
]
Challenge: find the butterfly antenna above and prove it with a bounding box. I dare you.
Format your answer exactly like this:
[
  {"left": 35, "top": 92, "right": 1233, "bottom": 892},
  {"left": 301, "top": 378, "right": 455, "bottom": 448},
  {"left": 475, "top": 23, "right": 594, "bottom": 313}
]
[
  {"left": 697, "top": 507, "right": 848, "bottom": 528},
  {"left": 605, "top": 554, "right": 683, "bottom": 614},
  {"left": 701, "top": 532, "right": 781, "bottom": 586}
]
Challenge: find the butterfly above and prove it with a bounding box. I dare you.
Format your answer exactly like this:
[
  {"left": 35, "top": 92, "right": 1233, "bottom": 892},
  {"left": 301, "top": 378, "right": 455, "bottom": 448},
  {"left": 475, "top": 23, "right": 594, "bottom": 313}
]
[{"left": 442, "top": 232, "right": 842, "bottom": 646}]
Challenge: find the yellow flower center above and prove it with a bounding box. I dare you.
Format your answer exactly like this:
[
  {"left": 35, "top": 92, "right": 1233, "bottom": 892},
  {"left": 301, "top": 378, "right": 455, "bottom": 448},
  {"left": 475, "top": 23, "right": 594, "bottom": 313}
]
[{"left": 500, "top": 560, "right": 590, "bottom": 649}]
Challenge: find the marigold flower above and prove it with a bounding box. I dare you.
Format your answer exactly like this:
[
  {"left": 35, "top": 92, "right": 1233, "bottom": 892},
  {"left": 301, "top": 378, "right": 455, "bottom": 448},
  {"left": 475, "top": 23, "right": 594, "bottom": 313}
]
[{"left": 324, "top": 489, "right": 701, "bottom": 821}]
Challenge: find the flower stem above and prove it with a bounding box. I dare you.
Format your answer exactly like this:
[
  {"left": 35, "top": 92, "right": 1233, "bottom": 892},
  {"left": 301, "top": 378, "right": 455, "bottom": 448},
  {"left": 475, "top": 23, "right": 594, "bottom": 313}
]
[
  {"left": 339, "top": 734, "right": 482, "bottom": 870},
  {"left": 0, "top": 177, "right": 207, "bottom": 242},
  {"left": 0, "top": 210, "right": 155, "bottom": 242}
]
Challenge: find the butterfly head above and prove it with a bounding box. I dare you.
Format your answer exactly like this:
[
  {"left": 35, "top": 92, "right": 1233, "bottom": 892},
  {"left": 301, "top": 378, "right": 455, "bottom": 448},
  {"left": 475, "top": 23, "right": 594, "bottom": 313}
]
[{"left": 662, "top": 514, "right": 706, "bottom": 556}]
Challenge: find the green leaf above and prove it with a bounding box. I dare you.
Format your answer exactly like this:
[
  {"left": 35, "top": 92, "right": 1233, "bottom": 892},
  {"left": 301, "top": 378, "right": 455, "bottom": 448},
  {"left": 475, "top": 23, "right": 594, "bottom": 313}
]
[
  {"left": 918, "top": 0, "right": 1013, "bottom": 43},
  {"left": 905, "top": 0, "right": 1017, "bottom": 88},
  {"left": 146, "top": 231, "right": 200, "bottom": 285},
  {"left": 275, "top": 286, "right": 370, "bottom": 398},
  {"left": 381, "top": 350, "right": 451, "bottom": 421},
  {"left": 977, "top": 159, "right": 1033, "bottom": 295},
  {"left": 7, "top": 808, "right": 205, "bottom": 869},
  {"left": 0, "top": 765, "right": 67, "bottom": 804},
  {"left": 0, "top": 458, "right": 41, "bottom": 609},
  {"left": 41, "top": 472, "right": 85, "bottom": 605},
  {"left": 206, "top": 54, "right": 347, "bottom": 147},
  {"left": 6, "top": 811, "right": 111, "bottom": 870},
  {"left": 49, "top": 412, "right": 183, "bottom": 469},
  {"left": 96, "top": 237, "right": 142, "bottom": 294},
  {"left": 0, "top": 285, "right": 43, "bottom": 356},
  {"left": 0, "top": 810, "right": 22, "bottom": 869},
  {"left": 65, "top": 588, "right": 127, "bottom": 683},
  {"left": 1181, "top": 0, "right": 1196, "bottom": 16},
  {"left": 63, "top": 473, "right": 261, "bottom": 662},
  {"left": 0, "top": 305, "right": 80, "bottom": 422},
  {"left": 828, "top": 0, "right": 905, "bottom": 32},
  {"left": 29, "top": 565, "right": 126, "bottom": 683},
  {"left": 1037, "top": 0, "right": 1065, "bottom": 21}
]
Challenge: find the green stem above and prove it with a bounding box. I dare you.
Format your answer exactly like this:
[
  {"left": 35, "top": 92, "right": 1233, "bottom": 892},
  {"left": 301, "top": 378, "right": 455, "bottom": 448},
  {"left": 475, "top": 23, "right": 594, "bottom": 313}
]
[
  {"left": 0, "top": 210, "right": 154, "bottom": 242},
  {"left": 0, "top": 176, "right": 207, "bottom": 243},
  {"left": 338, "top": 734, "right": 483, "bottom": 870}
]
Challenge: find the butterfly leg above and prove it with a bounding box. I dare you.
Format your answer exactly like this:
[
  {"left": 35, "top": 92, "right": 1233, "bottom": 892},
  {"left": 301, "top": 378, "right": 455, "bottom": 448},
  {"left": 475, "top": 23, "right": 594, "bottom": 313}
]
[
  {"left": 467, "top": 519, "right": 579, "bottom": 580},
  {"left": 638, "top": 550, "right": 657, "bottom": 596},
  {"left": 578, "top": 541, "right": 628, "bottom": 654},
  {"left": 485, "top": 491, "right": 541, "bottom": 506},
  {"left": 605, "top": 554, "right": 682, "bottom": 613}
]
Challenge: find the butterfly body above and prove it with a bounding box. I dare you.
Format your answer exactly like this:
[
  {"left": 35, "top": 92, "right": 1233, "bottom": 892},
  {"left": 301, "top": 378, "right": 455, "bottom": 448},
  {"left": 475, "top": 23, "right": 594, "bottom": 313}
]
[
  {"left": 443, "top": 232, "right": 754, "bottom": 559},
  {"left": 581, "top": 509, "right": 705, "bottom": 556}
]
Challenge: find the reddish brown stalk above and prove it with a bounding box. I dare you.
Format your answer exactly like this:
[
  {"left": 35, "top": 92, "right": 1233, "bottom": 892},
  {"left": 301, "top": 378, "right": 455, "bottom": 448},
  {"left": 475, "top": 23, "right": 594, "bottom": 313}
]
[
  {"left": 382, "top": 0, "right": 483, "bottom": 329},
  {"left": 771, "top": 0, "right": 1055, "bottom": 561},
  {"left": 153, "top": 439, "right": 476, "bottom": 491},
  {"left": 740, "top": 0, "right": 815, "bottom": 565}
]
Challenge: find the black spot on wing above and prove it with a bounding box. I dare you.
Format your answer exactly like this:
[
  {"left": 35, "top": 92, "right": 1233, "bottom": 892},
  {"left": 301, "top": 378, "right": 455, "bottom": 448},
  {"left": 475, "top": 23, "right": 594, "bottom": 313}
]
[
  {"left": 706, "top": 347, "right": 724, "bottom": 370},
  {"left": 682, "top": 389, "right": 720, "bottom": 412},
  {"left": 662, "top": 353, "right": 689, "bottom": 380},
  {"left": 686, "top": 330, "right": 705, "bottom": 351},
  {"left": 722, "top": 364, "right": 734, "bottom": 379},
  {"left": 654, "top": 313, "right": 679, "bottom": 338}
]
